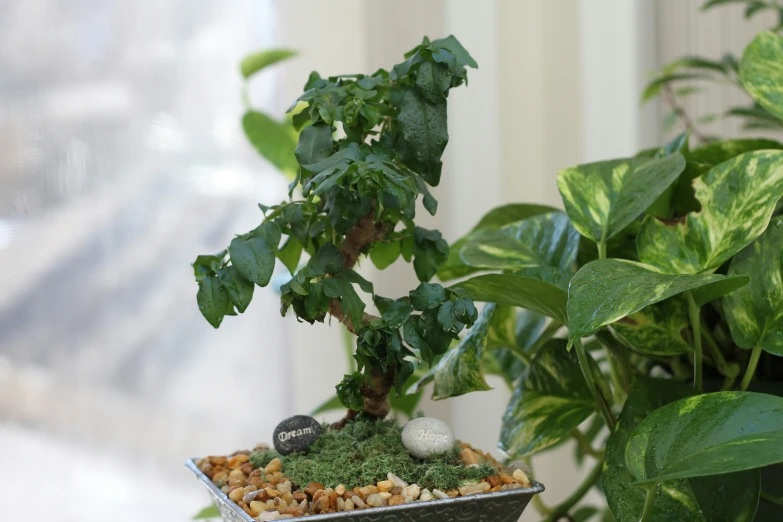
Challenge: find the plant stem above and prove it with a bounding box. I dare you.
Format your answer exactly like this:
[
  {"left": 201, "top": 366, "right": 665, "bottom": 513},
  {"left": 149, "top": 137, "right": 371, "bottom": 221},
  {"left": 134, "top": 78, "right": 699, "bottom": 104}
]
[
  {"left": 761, "top": 490, "right": 783, "bottom": 505},
  {"left": 574, "top": 339, "right": 616, "bottom": 429},
  {"left": 597, "top": 239, "right": 607, "bottom": 260},
  {"left": 542, "top": 458, "right": 604, "bottom": 522},
  {"left": 571, "top": 429, "right": 605, "bottom": 459},
  {"left": 740, "top": 345, "right": 763, "bottom": 391},
  {"left": 686, "top": 291, "right": 703, "bottom": 391},
  {"left": 662, "top": 84, "right": 709, "bottom": 145},
  {"left": 638, "top": 484, "right": 658, "bottom": 522}
]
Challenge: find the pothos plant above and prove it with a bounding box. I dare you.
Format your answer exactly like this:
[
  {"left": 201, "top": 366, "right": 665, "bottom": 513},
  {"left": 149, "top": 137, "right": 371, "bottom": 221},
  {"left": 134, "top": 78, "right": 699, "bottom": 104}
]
[
  {"left": 193, "top": 36, "right": 480, "bottom": 425},
  {"left": 425, "top": 28, "right": 783, "bottom": 522}
]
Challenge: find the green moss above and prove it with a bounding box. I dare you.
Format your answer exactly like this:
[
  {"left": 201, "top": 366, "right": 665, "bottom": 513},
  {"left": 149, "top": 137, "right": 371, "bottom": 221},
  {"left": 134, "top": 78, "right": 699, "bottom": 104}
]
[
  {"left": 282, "top": 418, "right": 495, "bottom": 491},
  {"left": 249, "top": 449, "right": 282, "bottom": 469}
]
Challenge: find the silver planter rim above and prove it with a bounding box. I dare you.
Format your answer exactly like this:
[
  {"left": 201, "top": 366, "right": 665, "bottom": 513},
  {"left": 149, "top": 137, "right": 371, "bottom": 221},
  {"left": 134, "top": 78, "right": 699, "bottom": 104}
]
[{"left": 186, "top": 458, "right": 545, "bottom": 521}]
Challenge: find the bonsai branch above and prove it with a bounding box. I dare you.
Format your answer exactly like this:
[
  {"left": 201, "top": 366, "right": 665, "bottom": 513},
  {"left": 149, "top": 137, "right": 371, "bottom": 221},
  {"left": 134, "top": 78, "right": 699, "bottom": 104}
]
[
  {"left": 662, "top": 84, "right": 709, "bottom": 145},
  {"left": 327, "top": 210, "right": 394, "bottom": 426}
]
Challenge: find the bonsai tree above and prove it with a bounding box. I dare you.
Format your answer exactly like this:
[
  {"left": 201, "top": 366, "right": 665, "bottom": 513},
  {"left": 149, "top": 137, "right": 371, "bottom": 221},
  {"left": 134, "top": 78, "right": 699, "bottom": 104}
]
[
  {"left": 193, "top": 36, "right": 480, "bottom": 424},
  {"left": 426, "top": 15, "right": 783, "bottom": 522}
]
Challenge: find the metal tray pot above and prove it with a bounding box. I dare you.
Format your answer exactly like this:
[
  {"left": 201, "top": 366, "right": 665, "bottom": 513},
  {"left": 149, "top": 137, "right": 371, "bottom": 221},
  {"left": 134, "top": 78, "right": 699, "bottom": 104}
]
[{"left": 186, "top": 459, "right": 544, "bottom": 522}]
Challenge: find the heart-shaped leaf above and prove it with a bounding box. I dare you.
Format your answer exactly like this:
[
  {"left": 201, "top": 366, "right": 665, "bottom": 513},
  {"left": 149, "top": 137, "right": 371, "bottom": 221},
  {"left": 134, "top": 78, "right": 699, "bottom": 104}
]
[
  {"left": 438, "top": 204, "right": 557, "bottom": 280},
  {"left": 499, "top": 339, "right": 598, "bottom": 457},
  {"left": 609, "top": 297, "right": 691, "bottom": 356},
  {"left": 240, "top": 48, "right": 297, "bottom": 79},
  {"left": 638, "top": 151, "right": 783, "bottom": 274},
  {"left": 724, "top": 216, "right": 783, "bottom": 354},
  {"left": 557, "top": 154, "right": 686, "bottom": 244},
  {"left": 604, "top": 378, "right": 760, "bottom": 522},
  {"left": 217, "top": 266, "right": 255, "bottom": 313},
  {"left": 294, "top": 122, "right": 332, "bottom": 166},
  {"left": 626, "top": 391, "right": 783, "bottom": 485},
  {"left": 567, "top": 259, "right": 748, "bottom": 341},
  {"left": 411, "top": 304, "right": 495, "bottom": 399},
  {"left": 197, "top": 275, "right": 232, "bottom": 328},
  {"left": 242, "top": 111, "right": 299, "bottom": 176},
  {"left": 452, "top": 274, "right": 567, "bottom": 323},
  {"left": 229, "top": 236, "right": 276, "bottom": 287},
  {"left": 741, "top": 31, "right": 783, "bottom": 122},
  {"left": 459, "top": 212, "right": 579, "bottom": 270}
]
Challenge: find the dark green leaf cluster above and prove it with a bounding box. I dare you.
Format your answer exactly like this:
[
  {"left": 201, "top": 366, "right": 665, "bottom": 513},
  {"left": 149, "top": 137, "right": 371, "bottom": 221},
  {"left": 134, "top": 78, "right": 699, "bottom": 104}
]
[{"left": 192, "top": 36, "right": 478, "bottom": 410}]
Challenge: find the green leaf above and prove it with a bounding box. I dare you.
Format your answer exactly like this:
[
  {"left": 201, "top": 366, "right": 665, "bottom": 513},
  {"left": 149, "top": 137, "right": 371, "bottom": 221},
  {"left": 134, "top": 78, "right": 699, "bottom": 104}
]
[
  {"left": 557, "top": 154, "right": 686, "bottom": 244},
  {"left": 197, "top": 275, "right": 231, "bottom": 328},
  {"left": 395, "top": 87, "right": 448, "bottom": 186},
  {"left": 294, "top": 123, "right": 332, "bottom": 167},
  {"left": 381, "top": 301, "right": 413, "bottom": 329},
  {"left": 228, "top": 236, "right": 276, "bottom": 287},
  {"left": 415, "top": 61, "right": 452, "bottom": 103},
  {"left": 626, "top": 391, "right": 783, "bottom": 484},
  {"left": 609, "top": 297, "right": 691, "bottom": 356},
  {"left": 369, "top": 240, "right": 400, "bottom": 270},
  {"left": 240, "top": 48, "right": 297, "bottom": 79},
  {"left": 567, "top": 259, "right": 748, "bottom": 341},
  {"left": 430, "top": 35, "right": 479, "bottom": 69},
  {"left": 604, "top": 378, "right": 760, "bottom": 522},
  {"left": 416, "top": 304, "right": 495, "bottom": 400},
  {"left": 439, "top": 204, "right": 558, "bottom": 281},
  {"left": 217, "top": 266, "right": 254, "bottom": 313},
  {"left": 453, "top": 274, "right": 568, "bottom": 324},
  {"left": 409, "top": 283, "right": 448, "bottom": 310},
  {"left": 242, "top": 111, "right": 298, "bottom": 176},
  {"left": 499, "top": 340, "right": 598, "bottom": 457},
  {"left": 413, "top": 227, "right": 449, "bottom": 282},
  {"left": 637, "top": 151, "right": 783, "bottom": 274},
  {"left": 702, "top": 0, "right": 747, "bottom": 10},
  {"left": 724, "top": 216, "right": 783, "bottom": 354},
  {"left": 459, "top": 212, "right": 579, "bottom": 270},
  {"left": 322, "top": 278, "right": 365, "bottom": 327},
  {"left": 740, "top": 31, "right": 783, "bottom": 122},
  {"left": 277, "top": 237, "right": 303, "bottom": 275},
  {"left": 688, "top": 138, "right": 783, "bottom": 165}
]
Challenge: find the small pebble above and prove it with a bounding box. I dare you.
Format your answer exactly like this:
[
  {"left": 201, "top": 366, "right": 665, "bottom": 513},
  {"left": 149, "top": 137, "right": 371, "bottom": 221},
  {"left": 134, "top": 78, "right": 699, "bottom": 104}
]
[
  {"left": 335, "top": 484, "right": 346, "bottom": 496},
  {"left": 401, "top": 417, "right": 454, "bottom": 459},
  {"left": 344, "top": 498, "right": 355, "bottom": 510},
  {"left": 388, "top": 472, "right": 409, "bottom": 489},
  {"left": 258, "top": 512, "right": 281, "bottom": 521},
  {"left": 403, "top": 484, "right": 421, "bottom": 500},
  {"left": 378, "top": 491, "right": 392, "bottom": 500},
  {"left": 420, "top": 488, "right": 434, "bottom": 501},
  {"left": 512, "top": 469, "right": 531, "bottom": 486},
  {"left": 352, "top": 495, "right": 366, "bottom": 508},
  {"left": 388, "top": 494, "right": 405, "bottom": 506},
  {"left": 377, "top": 480, "right": 393, "bottom": 492},
  {"left": 366, "top": 493, "right": 387, "bottom": 507},
  {"left": 460, "top": 448, "right": 480, "bottom": 466},
  {"left": 432, "top": 488, "right": 449, "bottom": 500},
  {"left": 459, "top": 482, "right": 491, "bottom": 496}
]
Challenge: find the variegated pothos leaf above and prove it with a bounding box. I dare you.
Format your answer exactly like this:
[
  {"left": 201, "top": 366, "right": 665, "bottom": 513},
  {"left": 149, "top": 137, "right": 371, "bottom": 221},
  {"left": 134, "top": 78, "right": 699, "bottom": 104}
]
[
  {"left": 557, "top": 154, "right": 686, "bottom": 244},
  {"left": 724, "top": 216, "right": 783, "bottom": 355},
  {"left": 567, "top": 259, "right": 748, "bottom": 341},
  {"left": 610, "top": 296, "right": 692, "bottom": 356},
  {"left": 740, "top": 31, "right": 783, "bottom": 122},
  {"left": 499, "top": 340, "right": 598, "bottom": 457},
  {"left": 638, "top": 151, "right": 783, "bottom": 274},
  {"left": 459, "top": 212, "right": 579, "bottom": 271}
]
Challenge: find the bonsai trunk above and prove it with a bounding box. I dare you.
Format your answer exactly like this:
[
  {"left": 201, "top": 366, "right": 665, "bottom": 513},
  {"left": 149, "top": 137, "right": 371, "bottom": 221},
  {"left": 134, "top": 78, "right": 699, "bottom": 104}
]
[{"left": 329, "top": 210, "right": 394, "bottom": 428}]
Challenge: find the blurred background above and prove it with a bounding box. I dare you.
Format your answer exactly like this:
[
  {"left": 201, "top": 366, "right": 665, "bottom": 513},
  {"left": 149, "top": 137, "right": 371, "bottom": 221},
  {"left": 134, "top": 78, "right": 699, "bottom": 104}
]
[{"left": 0, "top": 1, "right": 777, "bottom": 520}]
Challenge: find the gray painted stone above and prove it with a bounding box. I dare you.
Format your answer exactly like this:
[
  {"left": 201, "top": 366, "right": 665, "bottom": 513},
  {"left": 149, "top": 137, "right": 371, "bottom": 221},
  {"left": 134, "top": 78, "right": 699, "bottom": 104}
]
[
  {"left": 272, "top": 415, "right": 323, "bottom": 455},
  {"left": 401, "top": 417, "right": 454, "bottom": 459}
]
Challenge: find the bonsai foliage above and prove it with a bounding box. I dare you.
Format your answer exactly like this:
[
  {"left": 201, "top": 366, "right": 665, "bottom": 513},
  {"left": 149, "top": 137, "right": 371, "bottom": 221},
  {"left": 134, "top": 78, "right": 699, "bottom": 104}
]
[
  {"left": 193, "top": 37, "right": 479, "bottom": 421},
  {"left": 429, "top": 23, "right": 783, "bottom": 522}
]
